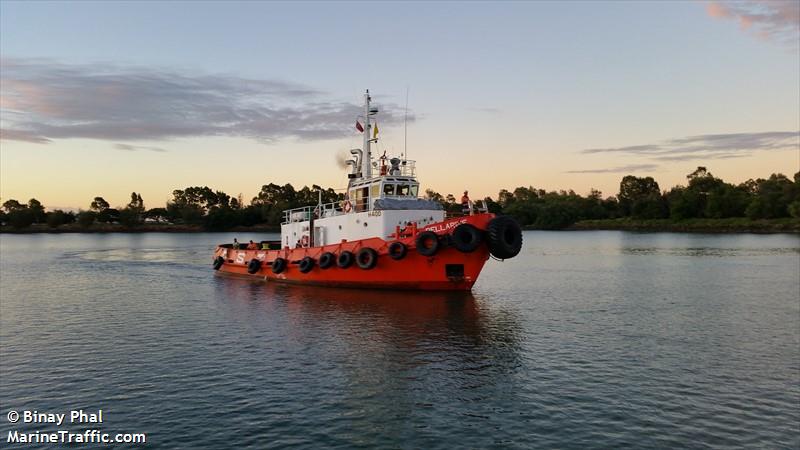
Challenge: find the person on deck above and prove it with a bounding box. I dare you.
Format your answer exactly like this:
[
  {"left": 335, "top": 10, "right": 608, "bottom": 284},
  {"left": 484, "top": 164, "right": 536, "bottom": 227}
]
[
  {"left": 246, "top": 240, "right": 258, "bottom": 250},
  {"left": 461, "top": 191, "right": 472, "bottom": 215},
  {"left": 232, "top": 238, "right": 240, "bottom": 249}
]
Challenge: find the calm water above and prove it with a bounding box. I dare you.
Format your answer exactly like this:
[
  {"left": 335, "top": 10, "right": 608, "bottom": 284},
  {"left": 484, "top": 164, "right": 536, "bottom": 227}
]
[{"left": 1, "top": 231, "right": 798, "bottom": 449}]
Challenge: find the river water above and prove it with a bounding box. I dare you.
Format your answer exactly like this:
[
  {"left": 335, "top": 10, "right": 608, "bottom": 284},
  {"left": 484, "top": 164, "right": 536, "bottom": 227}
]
[{"left": 1, "top": 231, "right": 798, "bottom": 449}]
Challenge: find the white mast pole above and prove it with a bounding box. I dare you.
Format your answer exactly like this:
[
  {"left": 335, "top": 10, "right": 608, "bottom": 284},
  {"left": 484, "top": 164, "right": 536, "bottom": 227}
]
[
  {"left": 404, "top": 86, "right": 409, "bottom": 160},
  {"left": 362, "top": 90, "right": 372, "bottom": 179}
]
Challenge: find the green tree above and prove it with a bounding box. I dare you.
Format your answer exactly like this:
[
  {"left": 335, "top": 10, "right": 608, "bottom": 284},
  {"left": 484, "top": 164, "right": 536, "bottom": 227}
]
[
  {"left": 77, "top": 211, "right": 96, "bottom": 227},
  {"left": 424, "top": 189, "right": 445, "bottom": 204},
  {"left": 618, "top": 175, "right": 662, "bottom": 217},
  {"left": 26, "top": 199, "right": 46, "bottom": 223},
  {"left": 90, "top": 197, "right": 110, "bottom": 212},
  {"left": 46, "top": 210, "right": 73, "bottom": 228},
  {"left": 144, "top": 208, "right": 170, "bottom": 223},
  {"left": 120, "top": 192, "right": 145, "bottom": 227},
  {"left": 8, "top": 208, "right": 34, "bottom": 228},
  {"left": 705, "top": 183, "right": 749, "bottom": 218},
  {"left": 2, "top": 199, "right": 25, "bottom": 212},
  {"left": 745, "top": 174, "right": 795, "bottom": 219},
  {"left": 788, "top": 201, "right": 800, "bottom": 218}
]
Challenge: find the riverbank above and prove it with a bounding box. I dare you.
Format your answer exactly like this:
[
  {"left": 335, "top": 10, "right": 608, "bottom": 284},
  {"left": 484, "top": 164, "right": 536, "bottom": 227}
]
[
  {"left": 4, "top": 218, "right": 800, "bottom": 234},
  {"left": 565, "top": 217, "right": 800, "bottom": 233},
  {"left": 0, "top": 223, "right": 281, "bottom": 234}
]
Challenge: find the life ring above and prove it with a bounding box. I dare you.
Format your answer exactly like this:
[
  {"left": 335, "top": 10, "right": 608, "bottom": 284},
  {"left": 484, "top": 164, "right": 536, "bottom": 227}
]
[
  {"left": 319, "top": 252, "right": 335, "bottom": 269},
  {"left": 213, "top": 256, "right": 224, "bottom": 270},
  {"left": 487, "top": 216, "right": 523, "bottom": 259},
  {"left": 247, "top": 258, "right": 262, "bottom": 274},
  {"left": 299, "top": 256, "right": 315, "bottom": 273},
  {"left": 337, "top": 251, "right": 354, "bottom": 268},
  {"left": 300, "top": 235, "right": 309, "bottom": 247},
  {"left": 356, "top": 248, "right": 378, "bottom": 270},
  {"left": 388, "top": 242, "right": 407, "bottom": 260},
  {"left": 451, "top": 224, "right": 482, "bottom": 253},
  {"left": 343, "top": 200, "right": 352, "bottom": 213},
  {"left": 415, "top": 231, "right": 440, "bottom": 257},
  {"left": 271, "top": 257, "right": 287, "bottom": 274}
]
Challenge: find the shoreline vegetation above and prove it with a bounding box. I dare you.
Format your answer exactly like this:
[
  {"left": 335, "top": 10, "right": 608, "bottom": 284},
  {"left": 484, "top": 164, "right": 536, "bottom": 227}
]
[
  {"left": 2, "top": 218, "right": 798, "bottom": 234},
  {"left": 566, "top": 217, "right": 800, "bottom": 233},
  {"left": 2, "top": 167, "right": 799, "bottom": 235}
]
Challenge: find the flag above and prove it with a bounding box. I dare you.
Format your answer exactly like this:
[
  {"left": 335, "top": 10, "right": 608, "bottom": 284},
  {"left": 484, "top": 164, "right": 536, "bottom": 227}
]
[
  {"left": 355, "top": 121, "right": 364, "bottom": 133},
  {"left": 373, "top": 122, "right": 379, "bottom": 139}
]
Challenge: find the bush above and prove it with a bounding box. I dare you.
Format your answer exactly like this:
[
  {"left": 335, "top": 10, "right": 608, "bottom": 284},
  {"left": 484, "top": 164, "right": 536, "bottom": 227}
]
[
  {"left": 788, "top": 201, "right": 800, "bottom": 218},
  {"left": 46, "top": 210, "right": 69, "bottom": 228},
  {"left": 8, "top": 209, "right": 34, "bottom": 229},
  {"left": 77, "top": 211, "right": 96, "bottom": 228}
]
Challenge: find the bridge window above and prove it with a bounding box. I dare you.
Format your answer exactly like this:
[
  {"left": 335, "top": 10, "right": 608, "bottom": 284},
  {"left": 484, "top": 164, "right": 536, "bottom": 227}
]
[{"left": 384, "top": 184, "right": 395, "bottom": 196}]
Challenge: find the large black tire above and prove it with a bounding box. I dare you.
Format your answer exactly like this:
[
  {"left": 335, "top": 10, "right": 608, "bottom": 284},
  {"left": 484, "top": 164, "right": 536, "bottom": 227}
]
[
  {"left": 388, "top": 242, "right": 407, "bottom": 260},
  {"left": 487, "top": 216, "right": 523, "bottom": 259},
  {"left": 213, "top": 256, "right": 224, "bottom": 270},
  {"left": 319, "top": 252, "right": 335, "bottom": 269},
  {"left": 451, "top": 224, "right": 482, "bottom": 253},
  {"left": 415, "top": 231, "right": 440, "bottom": 257},
  {"left": 247, "top": 258, "right": 262, "bottom": 274},
  {"left": 271, "top": 257, "right": 287, "bottom": 274},
  {"left": 356, "top": 248, "right": 378, "bottom": 269},
  {"left": 299, "top": 256, "right": 315, "bottom": 273},
  {"left": 337, "top": 251, "right": 354, "bottom": 269}
]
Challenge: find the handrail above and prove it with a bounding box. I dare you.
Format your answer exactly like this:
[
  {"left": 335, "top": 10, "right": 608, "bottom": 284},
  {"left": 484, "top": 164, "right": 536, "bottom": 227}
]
[
  {"left": 376, "top": 159, "right": 416, "bottom": 177},
  {"left": 282, "top": 196, "right": 434, "bottom": 224}
]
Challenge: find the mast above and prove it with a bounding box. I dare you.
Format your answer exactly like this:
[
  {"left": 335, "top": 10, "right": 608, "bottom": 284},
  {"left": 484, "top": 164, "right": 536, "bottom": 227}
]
[{"left": 362, "top": 90, "right": 372, "bottom": 179}]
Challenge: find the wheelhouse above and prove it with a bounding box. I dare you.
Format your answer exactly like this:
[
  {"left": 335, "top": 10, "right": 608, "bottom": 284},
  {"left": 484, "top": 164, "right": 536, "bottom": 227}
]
[{"left": 348, "top": 175, "right": 420, "bottom": 212}]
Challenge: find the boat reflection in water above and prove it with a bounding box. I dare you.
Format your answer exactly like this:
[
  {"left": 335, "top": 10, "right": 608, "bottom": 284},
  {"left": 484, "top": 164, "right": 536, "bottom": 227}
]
[{"left": 212, "top": 276, "right": 524, "bottom": 392}]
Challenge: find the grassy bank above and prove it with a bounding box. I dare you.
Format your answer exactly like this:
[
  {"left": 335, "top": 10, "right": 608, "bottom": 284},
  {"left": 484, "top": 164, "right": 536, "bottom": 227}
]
[
  {"left": 0, "top": 223, "right": 281, "bottom": 234},
  {"left": 565, "top": 217, "right": 800, "bottom": 233}
]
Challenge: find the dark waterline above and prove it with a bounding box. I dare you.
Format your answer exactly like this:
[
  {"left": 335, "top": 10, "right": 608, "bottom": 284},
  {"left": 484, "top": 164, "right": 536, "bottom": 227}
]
[{"left": 1, "top": 231, "right": 798, "bottom": 449}]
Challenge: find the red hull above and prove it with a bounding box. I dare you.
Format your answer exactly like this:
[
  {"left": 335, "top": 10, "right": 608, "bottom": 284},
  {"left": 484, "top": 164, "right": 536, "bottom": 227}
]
[{"left": 213, "top": 214, "right": 494, "bottom": 291}]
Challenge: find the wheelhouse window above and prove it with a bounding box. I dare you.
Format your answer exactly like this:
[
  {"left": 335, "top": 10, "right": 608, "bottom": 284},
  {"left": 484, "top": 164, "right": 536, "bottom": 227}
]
[
  {"left": 383, "top": 184, "right": 395, "bottom": 196},
  {"left": 397, "top": 185, "right": 410, "bottom": 196},
  {"left": 356, "top": 187, "right": 368, "bottom": 211}
]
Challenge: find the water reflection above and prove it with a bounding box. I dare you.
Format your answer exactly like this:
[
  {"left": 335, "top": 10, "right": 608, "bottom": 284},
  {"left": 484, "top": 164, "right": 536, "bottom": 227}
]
[
  {"left": 214, "top": 275, "right": 521, "bottom": 347},
  {"left": 212, "top": 276, "right": 525, "bottom": 391}
]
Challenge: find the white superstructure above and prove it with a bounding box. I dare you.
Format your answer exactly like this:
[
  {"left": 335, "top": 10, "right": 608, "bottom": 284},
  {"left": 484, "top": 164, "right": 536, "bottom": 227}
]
[{"left": 280, "top": 90, "right": 445, "bottom": 248}]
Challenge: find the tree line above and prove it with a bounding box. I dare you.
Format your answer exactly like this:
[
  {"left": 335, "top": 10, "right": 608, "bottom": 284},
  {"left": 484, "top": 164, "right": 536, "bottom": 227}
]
[{"left": 2, "top": 167, "right": 799, "bottom": 231}]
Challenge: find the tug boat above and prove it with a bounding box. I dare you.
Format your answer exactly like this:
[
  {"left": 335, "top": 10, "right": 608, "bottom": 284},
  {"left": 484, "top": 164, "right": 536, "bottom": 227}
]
[{"left": 212, "top": 90, "right": 522, "bottom": 290}]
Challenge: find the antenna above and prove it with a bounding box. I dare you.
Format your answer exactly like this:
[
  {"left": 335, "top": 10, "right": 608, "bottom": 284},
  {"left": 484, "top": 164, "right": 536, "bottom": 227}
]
[{"left": 403, "top": 86, "right": 409, "bottom": 160}]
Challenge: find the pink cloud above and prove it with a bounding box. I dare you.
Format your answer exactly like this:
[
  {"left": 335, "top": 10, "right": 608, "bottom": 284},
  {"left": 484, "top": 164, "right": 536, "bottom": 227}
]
[
  {"left": 706, "top": 2, "right": 730, "bottom": 18},
  {"left": 705, "top": 0, "right": 799, "bottom": 47}
]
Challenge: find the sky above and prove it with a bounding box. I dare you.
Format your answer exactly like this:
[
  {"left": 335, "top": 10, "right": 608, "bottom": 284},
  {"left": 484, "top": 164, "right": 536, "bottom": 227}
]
[{"left": 1, "top": 0, "right": 798, "bottom": 211}]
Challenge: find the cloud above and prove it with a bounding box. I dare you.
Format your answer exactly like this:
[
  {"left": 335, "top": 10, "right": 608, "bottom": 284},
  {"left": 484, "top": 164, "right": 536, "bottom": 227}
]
[
  {"left": 582, "top": 131, "right": 799, "bottom": 160},
  {"left": 705, "top": 0, "right": 799, "bottom": 47},
  {"left": 0, "top": 58, "right": 409, "bottom": 144},
  {"left": 114, "top": 143, "right": 166, "bottom": 153},
  {"left": 0, "top": 128, "right": 51, "bottom": 143},
  {"left": 565, "top": 164, "right": 659, "bottom": 174}
]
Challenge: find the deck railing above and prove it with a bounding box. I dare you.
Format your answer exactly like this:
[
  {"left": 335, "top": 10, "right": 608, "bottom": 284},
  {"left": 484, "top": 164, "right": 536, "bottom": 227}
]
[
  {"left": 282, "top": 195, "right": 439, "bottom": 224},
  {"left": 377, "top": 159, "right": 416, "bottom": 177}
]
